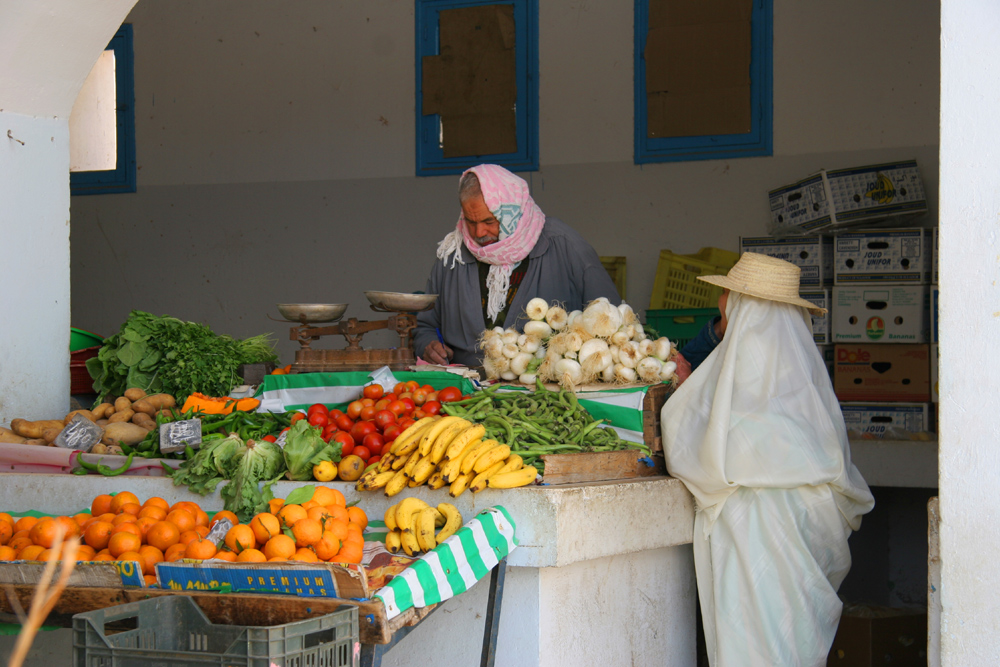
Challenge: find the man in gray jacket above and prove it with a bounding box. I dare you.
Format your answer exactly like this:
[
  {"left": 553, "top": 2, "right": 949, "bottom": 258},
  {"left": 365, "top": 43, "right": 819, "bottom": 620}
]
[{"left": 414, "top": 164, "right": 620, "bottom": 367}]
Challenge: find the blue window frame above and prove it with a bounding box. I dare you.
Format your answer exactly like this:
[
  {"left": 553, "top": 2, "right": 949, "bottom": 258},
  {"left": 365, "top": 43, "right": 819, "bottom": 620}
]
[
  {"left": 634, "top": 0, "right": 772, "bottom": 164},
  {"left": 415, "top": 0, "right": 539, "bottom": 176},
  {"left": 71, "top": 24, "right": 136, "bottom": 195}
]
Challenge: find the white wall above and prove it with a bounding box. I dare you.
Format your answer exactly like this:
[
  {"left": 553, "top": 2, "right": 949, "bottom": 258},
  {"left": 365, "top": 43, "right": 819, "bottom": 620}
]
[
  {"left": 67, "top": 0, "right": 940, "bottom": 365},
  {"left": 939, "top": 0, "right": 1000, "bottom": 663}
]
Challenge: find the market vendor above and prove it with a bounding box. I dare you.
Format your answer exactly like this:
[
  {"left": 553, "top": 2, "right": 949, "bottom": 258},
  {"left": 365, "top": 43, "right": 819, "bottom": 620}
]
[
  {"left": 414, "top": 164, "right": 620, "bottom": 367},
  {"left": 662, "top": 253, "right": 874, "bottom": 666}
]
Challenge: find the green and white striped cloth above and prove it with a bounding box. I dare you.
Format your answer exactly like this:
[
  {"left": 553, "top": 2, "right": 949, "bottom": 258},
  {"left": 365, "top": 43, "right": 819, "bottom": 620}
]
[
  {"left": 497, "top": 385, "right": 650, "bottom": 444},
  {"left": 374, "top": 507, "right": 517, "bottom": 620}
]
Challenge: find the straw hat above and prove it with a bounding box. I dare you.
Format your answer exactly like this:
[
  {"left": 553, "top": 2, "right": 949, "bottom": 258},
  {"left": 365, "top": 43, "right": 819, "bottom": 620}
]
[{"left": 698, "top": 252, "right": 827, "bottom": 315}]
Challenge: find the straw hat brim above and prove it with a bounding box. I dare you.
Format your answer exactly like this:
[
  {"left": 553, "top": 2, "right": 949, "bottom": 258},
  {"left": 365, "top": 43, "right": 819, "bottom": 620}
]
[{"left": 698, "top": 275, "right": 828, "bottom": 316}]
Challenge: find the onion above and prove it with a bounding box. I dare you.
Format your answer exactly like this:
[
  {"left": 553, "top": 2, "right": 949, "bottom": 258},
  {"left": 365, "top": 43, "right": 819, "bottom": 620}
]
[
  {"left": 502, "top": 343, "right": 519, "bottom": 359},
  {"left": 653, "top": 337, "right": 672, "bottom": 362},
  {"left": 579, "top": 338, "right": 610, "bottom": 364},
  {"left": 500, "top": 370, "right": 518, "bottom": 381},
  {"left": 614, "top": 363, "right": 637, "bottom": 384},
  {"left": 555, "top": 358, "right": 584, "bottom": 389},
  {"left": 610, "top": 330, "right": 630, "bottom": 347},
  {"left": 519, "top": 372, "right": 538, "bottom": 386},
  {"left": 660, "top": 360, "right": 678, "bottom": 381},
  {"left": 632, "top": 326, "right": 647, "bottom": 342},
  {"left": 638, "top": 339, "right": 654, "bottom": 357},
  {"left": 581, "top": 349, "right": 613, "bottom": 381},
  {"left": 510, "top": 352, "right": 533, "bottom": 376},
  {"left": 564, "top": 332, "right": 584, "bottom": 353},
  {"left": 609, "top": 345, "right": 620, "bottom": 364},
  {"left": 535, "top": 344, "right": 547, "bottom": 359},
  {"left": 618, "top": 302, "right": 640, "bottom": 327},
  {"left": 601, "top": 364, "right": 616, "bottom": 383},
  {"left": 502, "top": 330, "right": 519, "bottom": 345},
  {"left": 636, "top": 356, "right": 662, "bottom": 383},
  {"left": 619, "top": 341, "right": 641, "bottom": 368},
  {"left": 563, "top": 350, "right": 577, "bottom": 360},
  {"left": 545, "top": 306, "right": 568, "bottom": 330},
  {"left": 523, "top": 320, "right": 553, "bottom": 338},
  {"left": 525, "top": 297, "right": 549, "bottom": 321},
  {"left": 482, "top": 336, "right": 504, "bottom": 358},
  {"left": 567, "top": 310, "right": 583, "bottom": 328},
  {"left": 580, "top": 298, "right": 623, "bottom": 338},
  {"left": 519, "top": 334, "right": 541, "bottom": 354}
]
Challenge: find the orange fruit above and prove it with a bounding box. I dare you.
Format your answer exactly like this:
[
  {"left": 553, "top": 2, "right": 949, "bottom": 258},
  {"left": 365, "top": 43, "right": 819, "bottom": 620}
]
[
  {"left": 92, "top": 551, "right": 115, "bottom": 562},
  {"left": 14, "top": 516, "right": 38, "bottom": 534},
  {"left": 0, "top": 522, "right": 12, "bottom": 546},
  {"left": 210, "top": 510, "right": 239, "bottom": 528},
  {"left": 343, "top": 530, "right": 364, "bottom": 550},
  {"left": 262, "top": 534, "right": 296, "bottom": 560},
  {"left": 325, "top": 505, "right": 349, "bottom": 524},
  {"left": 8, "top": 536, "right": 33, "bottom": 553},
  {"left": 178, "top": 530, "right": 201, "bottom": 546},
  {"left": 19, "top": 545, "right": 46, "bottom": 561},
  {"left": 291, "top": 518, "right": 323, "bottom": 548},
  {"left": 194, "top": 509, "right": 210, "bottom": 529},
  {"left": 76, "top": 545, "right": 97, "bottom": 561},
  {"left": 135, "top": 517, "right": 158, "bottom": 538},
  {"left": 271, "top": 368, "right": 287, "bottom": 375},
  {"left": 112, "top": 522, "right": 142, "bottom": 538},
  {"left": 0, "top": 513, "right": 14, "bottom": 527},
  {"left": 146, "top": 521, "right": 181, "bottom": 551},
  {"left": 236, "top": 548, "right": 267, "bottom": 563},
  {"left": 225, "top": 525, "right": 256, "bottom": 553},
  {"left": 116, "top": 550, "right": 143, "bottom": 566},
  {"left": 170, "top": 501, "right": 201, "bottom": 517},
  {"left": 0, "top": 545, "right": 15, "bottom": 561},
  {"left": 291, "top": 548, "right": 319, "bottom": 563},
  {"left": 325, "top": 519, "right": 350, "bottom": 543},
  {"left": 144, "top": 574, "right": 159, "bottom": 587},
  {"left": 313, "top": 532, "right": 341, "bottom": 561},
  {"left": 300, "top": 499, "right": 320, "bottom": 511},
  {"left": 193, "top": 525, "right": 209, "bottom": 538},
  {"left": 250, "top": 513, "right": 281, "bottom": 546},
  {"left": 110, "top": 492, "right": 140, "bottom": 514},
  {"left": 73, "top": 512, "right": 92, "bottom": 527},
  {"left": 317, "top": 487, "right": 346, "bottom": 508},
  {"left": 164, "top": 543, "right": 188, "bottom": 562},
  {"left": 57, "top": 515, "right": 81, "bottom": 538},
  {"left": 346, "top": 507, "right": 368, "bottom": 530},
  {"left": 120, "top": 503, "right": 142, "bottom": 517},
  {"left": 91, "top": 494, "right": 114, "bottom": 516},
  {"left": 30, "top": 518, "right": 60, "bottom": 548},
  {"left": 268, "top": 498, "right": 285, "bottom": 515},
  {"left": 84, "top": 521, "right": 115, "bottom": 551},
  {"left": 184, "top": 537, "right": 217, "bottom": 560},
  {"left": 336, "top": 541, "right": 363, "bottom": 564},
  {"left": 142, "top": 497, "right": 170, "bottom": 511},
  {"left": 37, "top": 548, "right": 58, "bottom": 562},
  {"left": 306, "top": 506, "right": 330, "bottom": 524},
  {"left": 138, "top": 506, "right": 167, "bottom": 521},
  {"left": 137, "top": 545, "right": 164, "bottom": 575},
  {"left": 108, "top": 531, "right": 141, "bottom": 558},
  {"left": 214, "top": 549, "right": 238, "bottom": 562},
  {"left": 277, "top": 504, "right": 307, "bottom": 528},
  {"left": 267, "top": 556, "right": 288, "bottom": 562},
  {"left": 96, "top": 512, "right": 117, "bottom": 525},
  {"left": 112, "top": 513, "right": 137, "bottom": 527},
  {"left": 165, "top": 509, "right": 195, "bottom": 533}
]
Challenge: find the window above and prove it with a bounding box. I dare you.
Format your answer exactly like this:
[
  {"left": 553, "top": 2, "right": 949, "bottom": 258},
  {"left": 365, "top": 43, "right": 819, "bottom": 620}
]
[
  {"left": 634, "top": 0, "right": 772, "bottom": 164},
  {"left": 70, "top": 24, "right": 136, "bottom": 195},
  {"left": 415, "top": 0, "right": 539, "bottom": 176}
]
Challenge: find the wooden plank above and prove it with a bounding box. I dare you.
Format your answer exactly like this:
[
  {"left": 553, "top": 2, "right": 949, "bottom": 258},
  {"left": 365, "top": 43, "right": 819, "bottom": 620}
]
[
  {"left": 0, "top": 585, "right": 395, "bottom": 645},
  {"left": 643, "top": 382, "right": 673, "bottom": 453},
  {"left": 540, "top": 450, "right": 665, "bottom": 485}
]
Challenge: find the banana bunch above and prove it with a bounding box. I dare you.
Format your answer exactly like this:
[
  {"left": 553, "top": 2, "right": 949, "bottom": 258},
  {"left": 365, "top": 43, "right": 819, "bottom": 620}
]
[
  {"left": 355, "top": 415, "right": 538, "bottom": 497},
  {"left": 383, "top": 498, "right": 463, "bottom": 556}
]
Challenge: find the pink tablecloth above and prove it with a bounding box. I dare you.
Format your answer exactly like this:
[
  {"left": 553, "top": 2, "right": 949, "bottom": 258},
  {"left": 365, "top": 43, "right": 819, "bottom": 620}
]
[{"left": 0, "top": 443, "right": 181, "bottom": 476}]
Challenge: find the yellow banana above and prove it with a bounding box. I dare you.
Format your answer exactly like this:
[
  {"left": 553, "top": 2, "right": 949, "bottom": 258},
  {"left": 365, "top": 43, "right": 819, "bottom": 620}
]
[
  {"left": 427, "top": 470, "right": 448, "bottom": 490},
  {"left": 355, "top": 468, "right": 378, "bottom": 490},
  {"left": 395, "top": 497, "right": 429, "bottom": 533},
  {"left": 415, "top": 507, "right": 438, "bottom": 552},
  {"left": 383, "top": 469, "right": 409, "bottom": 497},
  {"left": 443, "top": 424, "right": 486, "bottom": 462},
  {"left": 410, "top": 457, "right": 437, "bottom": 485},
  {"left": 384, "top": 504, "right": 398, "bottom": 531},
  {"left": 392, "top": 435, "right": 421, "bottom": 458},
  {"left": 418, "top": 416, "right": 464, "bottom": 456},
  {"left": 441, "top": 438, "right": 481, "bottom": 482},
  {"left": 389, "top": 417, "right": 437, "bottom": 455},
  {"left": 449, "top": 471, "right": 475, "bottom": 498},
  {"left": 433, "top": 508, "right": 446, "bottom": 528},
  {"left": 385, "top": 530, "right": 402, "bottom": 554},
  {"left": 473, "top": 444, "right": 511, "bottom": 474},
  {"left": 469, "top": 460, "right": 505, "bottom": 493},
  {"left": 435, "top": 503, "right": 462, "bottom": 543},
  {"left": 392, "top": 449, "right": 416, "bottom": 471},
  {"left": 400, "top": 529, "right": 421, "bottom": 556},
  {"left": 460, "top": 439, "right": 499, "bottom": 475},
  {"left": 377, "top": 452, "right": 397, "bottom": 472},
  {"left": 496, "top": 454, "right": 523, "bottom": 475},
  {"left": 402, "top": 451, "right": 424, "bottom": 478},
  {"left": 361, "top": 469, "right": 396, "bottom": 491},
  {"left": 429, "top": 419, "right": 472, "bottom": 464},
  {"left": 487, "top": 465, "right": 539, "bottom": 489}
]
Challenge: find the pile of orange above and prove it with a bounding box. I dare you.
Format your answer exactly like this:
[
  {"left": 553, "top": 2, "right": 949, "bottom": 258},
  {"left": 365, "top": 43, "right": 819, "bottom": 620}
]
[{"left": 0, "top": 487, "right": 368, "bottom": 588}]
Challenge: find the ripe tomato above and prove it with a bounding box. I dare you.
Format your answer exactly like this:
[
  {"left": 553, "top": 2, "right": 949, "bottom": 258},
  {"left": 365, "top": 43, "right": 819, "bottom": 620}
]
[
  {"left": 346, "top": 400, "right": 364, "bottom": 419},
  {"left": 306, "top": 403, "right": 328, "bottom": 417},
  {"left": 307, "top": 412, "right": 329, "bottom": 428},
  {"left": 437, "top": 386, "right": 463, "bottom": 403},
  {"left": 412, "top": 409, "right": 427, "bottom": 420},
  {"left": 398, "top": 391, "right": 413, "bottom": 402},
  {"left": 405, "top": 380, "right": 420, "bottom": 392},
  {"left": 290, "top": 412, "right": 307, "bottom": 424},
  {"left": 329, "top": 409, "right": 346, "bottom": 421},
  {"left": 359, "top": 405, "right": 377, "bottom": 422},
  {"left": 353, "top": 445, "right": 372, "bottom": 461},
  {"left": 397, "top": 417, "right": 416, "bottom": 432},
  {"left": 399, "top": 397, "right": 416, "bottom": 413},
  {"left": 411, "top": 390, "right": 427, "bottom": 406},
  {"left": 263, "top": 434, "right": 278, "bottom": 443},
  {"left": 334, "top": 414, "right": 354, "bottom": 432},
  {"left": 360, "top": 397, "right": 375, "bottom": 408},
  {"left": 422, "top": 400, "right": 442, "bottom": 416},
  {"left": 386, "top": 400, "right": 407, "bottom": 417},
  {"left": 351, "top": 420, "right": 377, "bottom": 442},
  {"left": 322, "top": 423, "right": 339, "bottom": 438},
  {"left": 374, "top": 398, "right": 391, "bottom": 411},
  {"left": 332, "top": 431, "right": 355, "bottom": 456},
  {"left": 362, "top": 384, "right": 384, "bottom": 400},
  {"left": 363, "top": 433, "right": 385, "bottom": 456},
  {"left": 420, "top": 384, "right": 435, "bottom": 394},
  {"left": 382, "top": 424, "right": 401, "bottom": 442},
  {"left": 426, "top": 391, "right": 438, "bottom": 403},
  {"left": 368, "top": 455, "right": 381, "bottom": 466},
  {"left": 374, "top": 409, "right": 396, "bottom": 431},
  {"left": 393, "top": 382, "right": 406, "bottom": 395},
  {"left": 384, "top": 393, "right": 398, "bottom": 402}
]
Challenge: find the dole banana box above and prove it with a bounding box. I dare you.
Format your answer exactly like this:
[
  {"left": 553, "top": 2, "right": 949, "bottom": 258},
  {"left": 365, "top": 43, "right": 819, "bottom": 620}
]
[
  {"left": 832, "top": 285, "right": 930, "bottom": 343},
  {"left": 739, "top": 235, "right": 834, "bottom": 287},
  {"left": 767, "top": 160, "right": 927, "bottom": 236},
  {"left": 834, "top": 227, "right": 934, "bottom": 284},
  {"left": 800, "top": 289, "right": 831, "bottom": 344},
  {"left": 834, "top": 344, "right": 930, "bottom": 402},
  {"left": 840, "top": 402, "right": 929, "bottom": 439}
]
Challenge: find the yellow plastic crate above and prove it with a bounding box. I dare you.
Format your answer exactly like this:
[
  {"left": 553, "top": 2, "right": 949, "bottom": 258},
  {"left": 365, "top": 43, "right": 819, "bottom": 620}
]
[
  {"left": 649, "top": 247, "right": 740, "bottom": 309},
  {"left": 600, "top": 256, "right": 627, "bottom": 300}
]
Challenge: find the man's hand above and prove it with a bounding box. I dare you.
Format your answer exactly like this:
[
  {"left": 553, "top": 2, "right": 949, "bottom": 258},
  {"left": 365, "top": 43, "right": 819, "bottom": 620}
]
[
  {"left": 673, "top": 353, "right": 692, "bottom": 384},
  {"left": 422, "top": 340, "right": 454, "bottom": 366}
]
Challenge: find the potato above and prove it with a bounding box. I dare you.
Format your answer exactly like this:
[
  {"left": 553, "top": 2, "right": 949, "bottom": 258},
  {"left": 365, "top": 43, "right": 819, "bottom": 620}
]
[
  {"left": 114, "top": 397, "right": 132, "bottom": 413},
  {"left": 96, "top": 419, "right": 109, "bottom": 428},
  {"left": 0, "top": 427, "right": 27, "bottom": 444},
  {"left": 90, "top": 443, "right": 108, "bottom": 454},
  {"left": 10, "top": 419, "right": 65, "bottom": 439},
  {"left": 91, "top": 403, "right": 114, "bottom": 420},
  {"left": 64, "top": 409, "right": 96, "bottom": 426},
  {"left": 108, "top": 409, "right": 135, "bottom": 424},
  {"left": 42, "top": 427, "right": 63, "bottom": 444},
  {"left": 24, "top": 438, "right": 48, "bottom": 446},
  {"left": 101, "top": 422, "right": 149, "bottom": 447},
  {"left": 124, "top": 388, "right": 147, "bottom": 402},
  {"left": 132, "top": 394, "right": 176, "bottom": 416},
  {"left": 132, "top": 412, "right": 157, "bottom": 431}
]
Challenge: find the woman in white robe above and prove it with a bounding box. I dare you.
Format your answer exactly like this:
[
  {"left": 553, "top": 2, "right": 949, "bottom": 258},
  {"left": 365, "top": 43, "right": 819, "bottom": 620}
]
[{"left": 662, "top": 253, "right": 874, "bottom": 667}]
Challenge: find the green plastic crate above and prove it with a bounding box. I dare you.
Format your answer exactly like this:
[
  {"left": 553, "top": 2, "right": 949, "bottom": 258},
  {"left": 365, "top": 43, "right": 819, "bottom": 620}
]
[
  {"left": 645, "top": 308, "right": 718, "bottom": 350},
  {"left": 72, "top": 596, "right": 358, "bottom": 667}
]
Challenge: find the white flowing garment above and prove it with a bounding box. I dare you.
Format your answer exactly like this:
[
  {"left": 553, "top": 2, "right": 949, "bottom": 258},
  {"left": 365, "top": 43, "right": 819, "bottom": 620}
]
[{"left": 662, "top": 293, "right": 874, "bottom": 667}]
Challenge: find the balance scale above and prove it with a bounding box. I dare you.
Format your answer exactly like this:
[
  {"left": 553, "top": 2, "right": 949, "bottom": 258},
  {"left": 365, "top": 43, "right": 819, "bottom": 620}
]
[{"left": 274, "top": 292, "right": 438, "bottom": 373}]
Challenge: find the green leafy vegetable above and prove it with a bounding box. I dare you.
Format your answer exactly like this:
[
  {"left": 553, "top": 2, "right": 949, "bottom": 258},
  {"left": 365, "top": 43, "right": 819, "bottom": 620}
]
[
  {"left": 283, "top": 421, "right": 342, "bottom": 481},
  {"left": 221, "top": 438, "right": 286, "bottom": 522},
  {"left": 166, "top": 433, "right": 246, "bottom": 496}
]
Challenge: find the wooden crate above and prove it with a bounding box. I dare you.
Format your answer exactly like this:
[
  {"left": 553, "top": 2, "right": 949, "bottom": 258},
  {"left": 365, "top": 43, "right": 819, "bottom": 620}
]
[
  {"left": 540, "top": 450, "right": 665, "bottom": 485},
  {"left": 642, "top": 382, "right": 672, "bottom": 454}
]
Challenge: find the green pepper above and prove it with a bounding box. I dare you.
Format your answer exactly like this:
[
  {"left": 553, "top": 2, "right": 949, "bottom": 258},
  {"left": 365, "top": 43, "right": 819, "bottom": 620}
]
[{"left": 97, "top": 452, "right": 135, "bottom": 476}]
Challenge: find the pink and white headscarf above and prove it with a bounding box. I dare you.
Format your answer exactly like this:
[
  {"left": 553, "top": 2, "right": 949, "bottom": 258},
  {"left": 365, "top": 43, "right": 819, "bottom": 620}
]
[{"left": 436, "top": 164, "right": 547, "bottom": 322}]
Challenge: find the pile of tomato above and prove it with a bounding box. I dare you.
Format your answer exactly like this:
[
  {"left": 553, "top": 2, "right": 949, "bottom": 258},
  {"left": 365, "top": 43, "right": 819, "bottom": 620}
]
[{"left": 288, "top": 381, "right": 467, "bottom": 469}]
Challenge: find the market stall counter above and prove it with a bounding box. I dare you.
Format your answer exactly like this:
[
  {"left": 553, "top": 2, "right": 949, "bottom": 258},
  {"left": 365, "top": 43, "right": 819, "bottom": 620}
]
[{"left": 0, "top": 473, "right": 697, "bottom": 667}]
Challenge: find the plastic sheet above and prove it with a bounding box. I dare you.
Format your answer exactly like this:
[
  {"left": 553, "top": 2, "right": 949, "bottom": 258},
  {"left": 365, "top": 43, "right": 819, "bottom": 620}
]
[{"left": 0, "top": 443, "right": 181, "bottom": 476}]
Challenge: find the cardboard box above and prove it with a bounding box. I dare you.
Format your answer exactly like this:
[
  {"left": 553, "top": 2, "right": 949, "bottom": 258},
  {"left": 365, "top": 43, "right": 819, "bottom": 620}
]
[
  {"left": 0, "top": 560, "right": 145, "bottom": 588},
  {"left": 834, "top": 227, "right": 934, "bottom": 284},
  {"left": 840, "top": 402, "right": 929, "bottom": 438},
  {"left": 931, "top": 285, "right": 939, "bottom": 343},
  {"left": 832, "top": 286, "right": 930, "bottom": 343},
  {"left": 931, "top": 343, "right": 939, "bottom": 403},
  {"left": 828, "top": 605, "right": 927, "bottom": 667},
  {"left": 768, "top": 160, "right": 927, "bottom": 235},
  {"left": 155, "top": 560, "right": 368, "bottom": 598},
  {"left": 834, "top": 344, "right": 931, "bottom": 402},
  {"left": 739, "top": 235, "right": 834, "bottom": 286},
  {"left": 801, "top": 289, "right": 831, "bottom": 344},
  {"left": 819, "top": 344, "right": 835, "bottom": 379}
]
